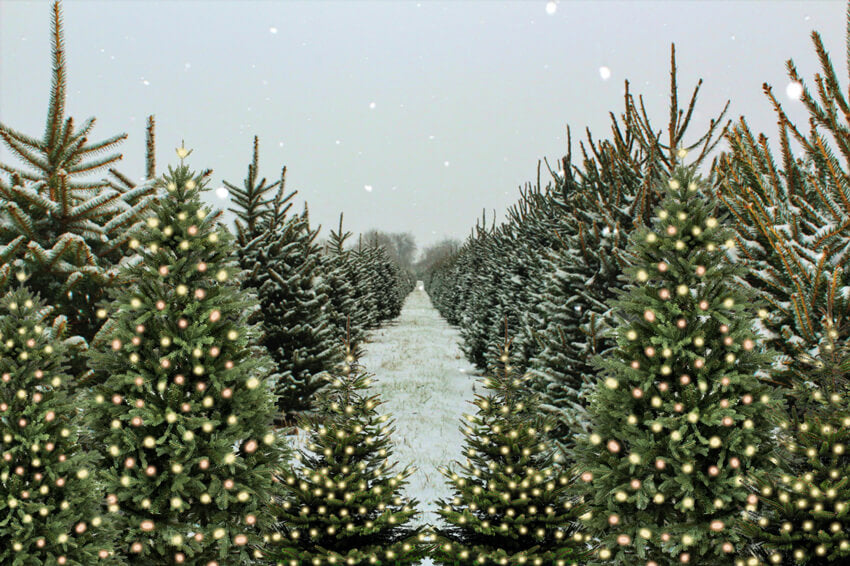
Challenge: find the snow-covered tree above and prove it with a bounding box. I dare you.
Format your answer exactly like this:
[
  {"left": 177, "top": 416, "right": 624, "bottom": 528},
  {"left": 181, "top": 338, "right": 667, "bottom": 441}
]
[{"left": 0, "top": 1, "right": 157, "bottom": 353}]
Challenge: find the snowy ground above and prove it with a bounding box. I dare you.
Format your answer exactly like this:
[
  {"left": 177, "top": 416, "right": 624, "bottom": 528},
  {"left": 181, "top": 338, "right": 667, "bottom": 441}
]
[{"left": 359, "top": 285, "right": 478, "bottom": 566}]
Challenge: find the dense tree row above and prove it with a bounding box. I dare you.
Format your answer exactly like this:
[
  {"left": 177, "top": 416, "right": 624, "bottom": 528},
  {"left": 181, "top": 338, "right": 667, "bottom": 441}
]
[
  {"left": 426, "top": 15, "right": 850, "bottom": 565},
  {"left": 1, "top": 3, "right": 418, "bottom": 564}
]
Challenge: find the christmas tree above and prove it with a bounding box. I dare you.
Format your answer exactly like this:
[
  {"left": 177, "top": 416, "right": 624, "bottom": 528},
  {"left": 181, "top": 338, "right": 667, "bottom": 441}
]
[
  {"left": 268, "top": 341, "right": 428, "bottom": 566},
  {"left": 746, "top": 324, "right": 850, "bottom": 565},
  {"left": 85, "top": 147, "right": 289, "bottom": 564},
  {"left": 431, "top": 324, "right": 588, "bottom": 566},
  {"left": 0, "top": 286, "right": 120, "bottom": 565},
  {"left": 573, "top": 162, "right": 782, "bottom": 565},
  {"left": 0, "top": 1, "right": 157, "bottom": 350},
  {"left": 324, "top": 215, "right": 367, "bottom": 349}
]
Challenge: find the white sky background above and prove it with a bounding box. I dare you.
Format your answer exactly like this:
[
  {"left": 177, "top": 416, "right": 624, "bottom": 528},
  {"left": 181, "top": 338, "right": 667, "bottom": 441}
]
[{"left": 0, "top": 0, "right": 845, "bottom": 251}]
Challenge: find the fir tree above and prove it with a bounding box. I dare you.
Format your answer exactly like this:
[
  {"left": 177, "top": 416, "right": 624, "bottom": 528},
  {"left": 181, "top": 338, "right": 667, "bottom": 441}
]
[
  {"left": 0, "top": 1, "right": 157, "bottom": 350},
  {"left": 0, "top": 286, "right": 120, "bottom": 565},
  {"left": 225, "top": 139, "right": 340, "bottom": 422},
  {"left": 746, "top": 324, "right": 850, "bottom": 565},
  {"left": 574, "top": 163, "right": 782, "bottom": 565},
  {"left": 260, "top": 209, "right": 341, "bottom": 421},
  {"left": 324, "top": 215, "right": 366, "bottom": 349},
  {"left": 431, "top": 323, "right": 588, "bottom": 566},
  {"left": 268, "top": 342, "right": 428, "bottom": 566},
  {"left": 85, "top": 149, "right": 289, "bottom": 565},
  {"left": 716, "top": 5, "right": 850, "bottom": 386}
]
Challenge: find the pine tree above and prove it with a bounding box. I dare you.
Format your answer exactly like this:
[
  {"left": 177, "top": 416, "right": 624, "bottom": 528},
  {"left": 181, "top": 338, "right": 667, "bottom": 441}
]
[
  {"left": 349, "top": 239, "right": 380, "bottom": 331},
  {"left": 268, "top": 342, "right": 428, "bottom": 566},
  {"left": 0, "top": 1, "right": 157, "bottom": 351},
  {"left": 431, "top": 323, "right": 588, "bottom": 566},
  {"left": 324, "top": 215, "right": 366, "bottom": 349},
  {"left": 573, "top": 163, "right": 783, "bottom": 565},
  {"left": 85, "top": 149, "right": 289, "bottom": 565},
  {"left": 525, "top": 243, "right": 594, "bottom": 458},
  {"left": 716, "top": 5, "right": 850, "bottom": 387},
  {"left": 746, "top": 324, "right": 850, "bottom": 565},
  {"left": 0, "top": 286, "right": 120, "bottom": 565},
  {"left": 260, "top": 209, "right": 341, "bottom": 421},
  {"left": 225, "top": 139, "right": 340, "bottom": 422}
]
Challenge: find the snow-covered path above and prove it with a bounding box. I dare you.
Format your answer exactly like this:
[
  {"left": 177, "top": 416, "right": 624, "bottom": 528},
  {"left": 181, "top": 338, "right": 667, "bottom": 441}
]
[{"left": 360, "top": 285, "right": 478, "bottom": 566}]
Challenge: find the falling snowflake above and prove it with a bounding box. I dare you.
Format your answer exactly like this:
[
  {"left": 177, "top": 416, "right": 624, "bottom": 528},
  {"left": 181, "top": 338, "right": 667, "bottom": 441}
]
[
  {"left": 444, "top": 161, "right": 450, "bottom": 167},
  {"left": 185, "top": 62, "right": 191, "bottom": 69},
  {"left": 142, "top": 79, "right": 150, "bottom": 86},
  {"left": 364, "top": 185, "right": 373, "bottom": 192},
  {"left": 279, "top": 141, "right": 284, "bottom": 147},
  {"left": 336, "top": 140, "right": 341, "bottom": 145},
  {"left": 269, "top": 27, "right": 278, "bottom": 34},
  {"left": 599, "top": 66, "right": 611, "bottom": 80},
  {"left": 428, "top": 135, "right": 435, "bottom": 140},
  {"left": 545, "top": 1, "right": 557, "bottom": 15},
  {"left": 369, "top": 101, "right": 376, "bottom": 109},
  {"left": 786, "top": 81, "right": 803, "bottom": 100},
  {"left": 215, "top": 187, "right": 229, "bottom": 199}
]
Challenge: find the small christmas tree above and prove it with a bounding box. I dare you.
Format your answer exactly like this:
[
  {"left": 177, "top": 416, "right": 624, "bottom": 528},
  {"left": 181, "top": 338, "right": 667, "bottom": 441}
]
[
  {"left": 0, "top": 286, "right": 120, "bottom": 564},
  {"left": 431, "top": 322, "right": 588, "bottom": 566},
  {"left": 324, "top": 215, "right": 366, "bottom": 350},
  {"left": 573, "top": 161, "right": 782, "bottom": 565},
  {"left": 85, "top": 147, "right": 289, "bottom": 565},
  {"left": 268, "top": 340, "right": 428, "bottom": 566},
  {"left": 747, "top": 324, "right": 850, "bottom": 565}
]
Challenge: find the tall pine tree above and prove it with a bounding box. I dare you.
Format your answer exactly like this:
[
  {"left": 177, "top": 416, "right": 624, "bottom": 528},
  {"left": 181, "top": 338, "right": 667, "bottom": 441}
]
[{"left": 0, "top": 1, "right": 157, "bottom": 351}]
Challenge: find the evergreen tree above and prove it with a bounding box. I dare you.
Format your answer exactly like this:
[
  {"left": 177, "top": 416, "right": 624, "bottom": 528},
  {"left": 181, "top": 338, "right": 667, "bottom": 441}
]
[
  {"left": 261, "top": 209, "right": 341, "bottom": 421},
  {"left": 573, "top": 163, "right": 782, "bottom": 565},
  {"left": 431, "top": 325, "right": 588, "bottom": 566},
  {"left": 0, "top": 286, "right": 120, "bottom": 565},
  {"left": 324, "top": 215, "right": 366, "bottom": 349},
  {"left": 349, "top": 240, "right": 380, "bottom": 331},
  {"left": 225, "top": 139, "right": 340, "bottom": 422},
  {"left": 268, "top": 343, "right": 428, "bottom": 566},
  {"left": 525, "top": 243, "right": 594, "bottom": 458},
  {"left": 716, "top": 5, "right": 850, "bottom": 386},
  {"left": 0, "top": 1, "right": 157, "bottom": 351},
  {"left": 85, "top": 150, "right": 289, "bottom": 565},
  {"left": 746, "top": 324, "right": 850, "bottom": 565}
]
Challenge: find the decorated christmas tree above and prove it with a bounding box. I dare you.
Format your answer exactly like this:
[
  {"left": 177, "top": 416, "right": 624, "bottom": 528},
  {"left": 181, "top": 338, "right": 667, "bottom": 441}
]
[
  {"left": 573, "top": 161, "right": 782, "bottom": 565},
  {"left": 0, "top": 1, "right": 157, "bottom": 351},
  {"left": 746, "top": 324, "right": 850, "bottom": 565},
  {"left": 85, "top": 147, "right": 289, "bottom": 564},
  {"left": 431, "top": 323, "right": 588, "bottom": 566},
  {"left": 0, "top": 286, "right": 120, "bottom": 565},
  {"left": 268, "top": 340, "right": 428, "bottom": 566}
]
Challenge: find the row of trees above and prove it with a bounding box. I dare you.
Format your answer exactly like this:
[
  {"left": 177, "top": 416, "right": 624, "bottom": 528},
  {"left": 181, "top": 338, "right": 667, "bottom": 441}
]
[{"left": 426, "top": 11, "right": 850, "bottom": 566}]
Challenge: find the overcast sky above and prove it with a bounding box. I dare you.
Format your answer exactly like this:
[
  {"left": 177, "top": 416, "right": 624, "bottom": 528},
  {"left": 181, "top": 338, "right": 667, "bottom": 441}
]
[{"left": 0, "top": 0, "right": 845, "bottom": 252}]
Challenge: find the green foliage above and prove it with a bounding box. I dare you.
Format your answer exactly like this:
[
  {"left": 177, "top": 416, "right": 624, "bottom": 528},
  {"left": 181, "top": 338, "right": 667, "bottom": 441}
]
[
  {"left": 0, "top": 287, "right": 121, "bottom": 565},
  {"left": 269, "top": 346, "right": 428, "bottom": 566},
  {"left": 716, "top": 4, "right": 850, "bottom": 387},
  {"left": 85, "top": 156, "right": 289, "bottom": 564},
  {"left": 747, "top": 329, "right": 850, "bottom": 565},
  {"left": 573, "top": 165, "right": 782, "bottom": 565},
  {"left": 0, "top": 1, "right": 157, "bottom": 350},
  {"left": 431, "top": 332, "right": 588, "bottom": 566}
]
